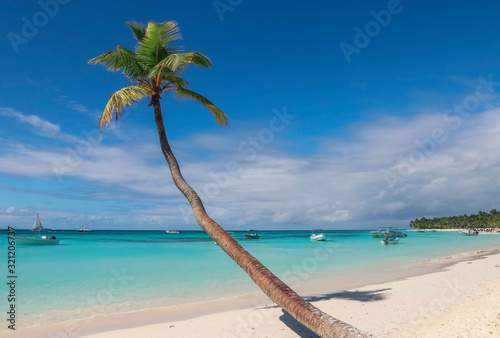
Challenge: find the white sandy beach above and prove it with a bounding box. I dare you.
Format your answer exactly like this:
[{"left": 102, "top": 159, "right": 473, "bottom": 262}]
[{"left": 7, "top": 247, "right": 500, "bottom": 338}]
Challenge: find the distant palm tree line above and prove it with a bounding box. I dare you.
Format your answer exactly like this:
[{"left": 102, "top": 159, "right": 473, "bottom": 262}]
[{"left": 410, "top": 209, "right": 500, "bottom": 229}]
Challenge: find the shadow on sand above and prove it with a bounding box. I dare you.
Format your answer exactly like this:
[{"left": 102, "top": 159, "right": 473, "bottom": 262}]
[
  {"left": 279, "top": 311, "right": 320, "bottom": 338},
  {"left": 277, "top": 288, "right": 390, "bottom": 337},
  {"left": 303, "top": 288, "right": 390, "bottom": 303}
]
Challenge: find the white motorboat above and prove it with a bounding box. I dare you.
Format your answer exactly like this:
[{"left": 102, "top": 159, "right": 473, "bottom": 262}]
[
  {"left": 310, "top": 229, "right": 327, "bottom": 241},
  {"left": 166, "top": 229, "right": 181, "bottom": 234}
]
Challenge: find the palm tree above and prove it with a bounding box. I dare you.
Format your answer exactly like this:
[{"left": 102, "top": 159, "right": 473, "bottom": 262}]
[{"left": 88, "top": 21, "right": 370, "bottom": 337}]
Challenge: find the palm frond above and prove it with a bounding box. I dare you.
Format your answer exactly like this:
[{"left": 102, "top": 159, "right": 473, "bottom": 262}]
[
  {"left": 88, "top": 46, "right": 146, "bottom": 80},
  {"left": 126, "top": 21, "right": 146, "bottom": 41},
  {"left": 165, "top": 46, "right": 184, "bottom": 55},
  {"left": 150, "top": 52, "right": 212, "bottom": 77},
  {"left": 91, "top": 20, "right": 227, "bottom": 129},
  {"left": 188, "top": 52, "right": 212, "bottom": 68},
  {"left": 161, "top": 73, "right": 188, "bottom": 88},
  {"left": 137, "top": 21, "right": 182, "bottom": 69},
  {"left": 173, "top": 87, "right": 228, "bottom": 127},
  {"left": 99, "top": 85, "right": 150, "bottom": 129}
]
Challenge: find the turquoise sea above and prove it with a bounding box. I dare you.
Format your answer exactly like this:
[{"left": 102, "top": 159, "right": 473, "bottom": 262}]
[{"left": 1, "top": 229, "right": 499, "bottom": 326}]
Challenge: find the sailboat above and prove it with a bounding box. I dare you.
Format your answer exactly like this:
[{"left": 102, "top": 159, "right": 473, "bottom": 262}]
[
  {"left": 15, "top": 213, "right": 60, "bottom": 245},
  {"left": 78, "top": 203, "right": 93, "bottom": 232},
  {"left": 31, "top": 213, "right": 43, "bottom": 231}
]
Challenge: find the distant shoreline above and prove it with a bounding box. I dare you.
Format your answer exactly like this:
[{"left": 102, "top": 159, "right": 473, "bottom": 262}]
[{"left": 7, "top": 228, "right": 498, "bottom": 232}]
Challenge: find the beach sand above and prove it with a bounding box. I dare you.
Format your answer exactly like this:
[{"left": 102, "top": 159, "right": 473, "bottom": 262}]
[{"left": 6, "top": 249, "right": 500, "bottom": 338}]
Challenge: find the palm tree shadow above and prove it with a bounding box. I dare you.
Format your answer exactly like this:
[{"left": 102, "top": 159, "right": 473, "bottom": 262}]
[
  {"left": 276, "top": 289, "right": 390, "bottom": 337},
  {"left": 279, "top": 311, "right": 320, "bottom": 338},
  {"left": 304, "top": 288, "right": 390, "bottom": 303}
]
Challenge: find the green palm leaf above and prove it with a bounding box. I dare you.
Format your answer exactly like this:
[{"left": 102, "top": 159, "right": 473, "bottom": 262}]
[
  {"left": 88, "top": 46, "right": 146, "bottom": 80},
  {"left": 126, "top": 21, "right": 146, "bottom": 42},
  {"left": 150, "top": 52, "right": 212, "bottom": 77},
  {"left": 173, "top": 87, "right": 228, "bottom": 127},
  {"left": 100, "top": 85, "right": 149, "bottom": 129},
  {"left": 137, "top": 21, "right": 182, "bottom": 70},
  {"left": 161, "top": 73, "right": 188, "bottom": 88}
]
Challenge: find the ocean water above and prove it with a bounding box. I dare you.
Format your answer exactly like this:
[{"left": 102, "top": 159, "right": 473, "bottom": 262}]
[{"left": 1, "top": 229, "right": 499, "bottom": 325}]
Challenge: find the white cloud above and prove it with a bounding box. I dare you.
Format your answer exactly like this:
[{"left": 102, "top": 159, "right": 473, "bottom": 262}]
[
  {"left": 2, "top": 106, "right": 500, "bottom": 230},
  {"left": 6, "top": 207, "right": 15, "bottom": 213},
  {"left": 189, "top": 107, "right": 500, "bottom": 228},
  {"left": 422, "top": 177, "right": 448, "bottom": 193},
  {"left": 373, "top": 202, "right": 407, "bottom": 216},
  {"left": 53, "top": 94, "right": 92, "bottom": 114},
  {"left": 323, "top": 209, "right": 350, "bottom": 222},
  {"left": 0, "top": 107, "right": 60, "bottom": 137}
]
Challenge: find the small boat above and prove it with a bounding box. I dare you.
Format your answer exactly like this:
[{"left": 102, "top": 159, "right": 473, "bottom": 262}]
[
  {"left": 459, "top": 229, "right": 478, "bottom": 236},
  {"left": 166, "top": 230, "right": 181, "bottom": 234},
  {"left": 78, "top": 203, "right": 93, "bottom": 232},
  {"left": 371, "top": 227, "right": 407, "bottom": 238},
  {"left": 15, "top": 213, "right": 60, "bottom": 245},
  {"left": 244, "top": 230, "right": 260, "bottom": 239},
  {"left": 310, "top": 229, "right": 327, "bottom": 241},
  {"left": 16, "top": 234, "right": 60, "bottom": 245},
  {"left": 381, "top": 237, "right": 399, "bottom": 245}
]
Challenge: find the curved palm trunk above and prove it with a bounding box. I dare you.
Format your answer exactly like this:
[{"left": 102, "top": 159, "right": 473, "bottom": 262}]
[{"left": 151, "top": 96, "right": 372, "bottom": 338}]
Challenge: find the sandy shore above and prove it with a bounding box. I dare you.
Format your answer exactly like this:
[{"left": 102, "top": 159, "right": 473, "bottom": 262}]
[{"left": 6, "top": 247, "right": 500, "bottom": 338}]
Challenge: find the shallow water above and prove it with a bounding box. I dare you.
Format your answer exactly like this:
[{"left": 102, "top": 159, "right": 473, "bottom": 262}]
[{"left": 1, "top": 229, "right": 499, "bottom": 323}]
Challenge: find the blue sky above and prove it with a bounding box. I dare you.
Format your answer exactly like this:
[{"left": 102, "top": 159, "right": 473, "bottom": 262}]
[{"left": 1, "top": 0, "right": 500, "bottom": 230}]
